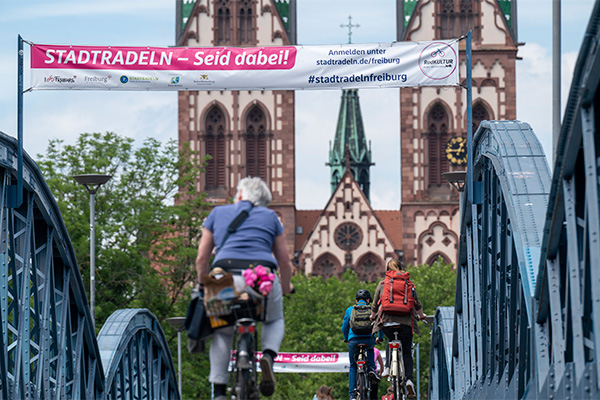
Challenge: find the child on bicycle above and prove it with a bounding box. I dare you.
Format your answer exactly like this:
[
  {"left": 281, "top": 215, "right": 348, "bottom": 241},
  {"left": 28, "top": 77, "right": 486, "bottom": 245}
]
[
  {"left": 371, "top": 259, "right": 426, "bottom": 400},
  {"left": 343, "top": 289, "right": 381, "bottom": 400}
]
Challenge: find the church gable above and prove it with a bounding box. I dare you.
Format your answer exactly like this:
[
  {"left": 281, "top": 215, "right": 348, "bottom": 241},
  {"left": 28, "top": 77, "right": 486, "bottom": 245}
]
[
  {"left": 297, "top": 171, "right": 399, "bottom": 282},
  {"left": 401, "top": 0, "right": 517, "bottom": 48},
  {"left": 178, "top": 0, "right": 293, "bottom": 47}
]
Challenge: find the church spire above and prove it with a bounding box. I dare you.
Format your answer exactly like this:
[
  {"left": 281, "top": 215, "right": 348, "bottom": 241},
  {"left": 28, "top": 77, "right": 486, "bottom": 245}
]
[{"left": 327, "top": 89, "right": 374, "bottom": 200}]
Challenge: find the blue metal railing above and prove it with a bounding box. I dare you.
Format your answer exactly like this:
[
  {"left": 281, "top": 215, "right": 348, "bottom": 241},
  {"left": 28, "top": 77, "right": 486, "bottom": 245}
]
[{"left": 0, "top": 131, "right": 179, "bottom": 399}]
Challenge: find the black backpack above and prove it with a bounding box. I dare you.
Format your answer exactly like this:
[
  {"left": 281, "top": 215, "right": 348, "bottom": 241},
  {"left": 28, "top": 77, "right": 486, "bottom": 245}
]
[{"left": 350, "top": 304, "right": 372, "bottom": 335}]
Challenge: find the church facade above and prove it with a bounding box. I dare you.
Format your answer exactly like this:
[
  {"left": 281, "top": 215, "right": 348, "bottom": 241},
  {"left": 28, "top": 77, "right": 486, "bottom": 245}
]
[
  {"left": 397, "top": 0, "right": 518, "bottom": 266},
  {"left": 176, "top": 0, "right": 298, "bottom": 256},
  {"left": 176, "top": 0, "right": 519, "bottom": 278}
]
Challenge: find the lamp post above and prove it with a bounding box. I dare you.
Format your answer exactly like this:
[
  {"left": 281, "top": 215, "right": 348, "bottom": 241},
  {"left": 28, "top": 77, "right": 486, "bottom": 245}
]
[
  {"left": 166, "top": 317, "right": 186, "bottom": 395},
  {"left": 73, "top": 174, "right": 112, "bottom": 329}
]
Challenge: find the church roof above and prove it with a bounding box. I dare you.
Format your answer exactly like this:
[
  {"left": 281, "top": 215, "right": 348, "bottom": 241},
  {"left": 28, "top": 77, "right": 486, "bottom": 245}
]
[
  {"left": 294, "top": 210, "right": 321, "bottom": 251},
  {"left": 329, "top": 89, "right": 371, "bottom": 168},
  {"left": 376, "top": 210, "right": 403, "bottom": 250}
]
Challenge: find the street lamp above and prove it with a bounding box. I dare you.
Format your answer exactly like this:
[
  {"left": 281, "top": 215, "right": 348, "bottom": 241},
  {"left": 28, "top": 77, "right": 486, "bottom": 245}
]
[
  {"left": 73, "top": 174, "right": 112, "bottom": 329},
  {"left": 166, "top": 317, "right": 186, "bottom": 395}
]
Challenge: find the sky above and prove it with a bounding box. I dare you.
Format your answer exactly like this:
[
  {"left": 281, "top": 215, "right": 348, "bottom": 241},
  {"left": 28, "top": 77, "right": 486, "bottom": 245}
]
[{"left": 0, "top": 0, "right": 596, "bottom": 210}]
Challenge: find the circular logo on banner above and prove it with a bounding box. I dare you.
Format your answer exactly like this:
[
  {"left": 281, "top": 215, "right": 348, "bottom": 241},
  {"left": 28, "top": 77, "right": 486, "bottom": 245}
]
[
  {"left": 418, "top": 42, "right": 458, "bottom": 80},
  {"left": 120, "top": 75, "right": 129, "bottom": 84}
]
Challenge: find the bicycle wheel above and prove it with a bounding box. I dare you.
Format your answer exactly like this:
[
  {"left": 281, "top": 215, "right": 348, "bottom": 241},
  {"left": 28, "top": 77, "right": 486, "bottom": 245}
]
[
  {"left": 395, "top": 352, "right": 404, "bottom": 400},
  {"left": 390, "top": 373, "right": 400, "bottom": 400},
  {"left": 357, "top": 371, "right": 368, "bottom": 400},
  {"left": 236, "top": 367, "right": 249, "bottom": 400}
]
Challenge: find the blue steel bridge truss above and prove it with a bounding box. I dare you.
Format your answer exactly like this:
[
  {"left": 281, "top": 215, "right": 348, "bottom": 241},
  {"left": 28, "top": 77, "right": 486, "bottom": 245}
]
[
  {"left": 430, "top": 2, "right": 600, "bottom": 399},
  {"left": 0, "top": 130, "right": 179, "bottom": 400}
]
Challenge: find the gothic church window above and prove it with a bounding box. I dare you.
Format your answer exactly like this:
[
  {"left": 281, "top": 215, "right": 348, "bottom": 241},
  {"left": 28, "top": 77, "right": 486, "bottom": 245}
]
[
  {"left": 356, "top": 253, "right": 383, "bottom": 282},
  {"left": 238, "top": 0, "right": 253, "bottom": 44},
  {"left": 427, "top": 104, "right": 450, "bottom": 186},
  {"left": 205, "top": 107, "right": 226, "bottom": 188},
  {"left": 215, "top": 1, "right": 231, "bottom": 44},
  {"left": 313, "top": 253, "right": 341, "bottom": 279},
  {"left": 245, "top": 106, "right": 267, "bottom": 180},
  {"left": 472, "top": 102, "right": 491, "bottom": 133},
  {"left": 437, "top": 0, "right": 480, "bottom": 41},
  {"left": 215, "top": 0, "right": 256, "bottom": 45},
  {"left": 334, "top": 222, "right": 363, "bottom": 251}
]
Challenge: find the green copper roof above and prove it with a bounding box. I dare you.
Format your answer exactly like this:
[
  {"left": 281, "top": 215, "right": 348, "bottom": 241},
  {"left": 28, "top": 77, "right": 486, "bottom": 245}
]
[
  {"left": 274, "top": 0, "right": 290, "bottom": 31},
  {"left": 403, "top": 0, "right": 418, "bottom": 27},
  {"left": 497, "top": 0, "right": 512, "bottom": 27},
  {"left": 181, "top": 0, "right": 195, "bottom": 30},
  {"left": 328, "top": 89, "right": 374, "bottom": 200}
]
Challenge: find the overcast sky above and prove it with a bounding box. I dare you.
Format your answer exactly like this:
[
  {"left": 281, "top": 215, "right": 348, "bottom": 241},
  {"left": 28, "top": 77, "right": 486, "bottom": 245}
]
[{"left": 0, "top": 0, "right": 595, "bottom": 209}]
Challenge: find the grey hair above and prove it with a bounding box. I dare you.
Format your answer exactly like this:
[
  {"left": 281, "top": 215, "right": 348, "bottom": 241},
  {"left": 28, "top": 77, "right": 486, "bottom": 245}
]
[{"left": 236, "top": 177, "right": 272, "bottom": 206}]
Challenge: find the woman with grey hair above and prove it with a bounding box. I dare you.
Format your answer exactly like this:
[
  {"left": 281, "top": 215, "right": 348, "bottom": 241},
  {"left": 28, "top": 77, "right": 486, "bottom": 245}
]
[{"left": 196, "top": 176, "right": 293, "bottom": 399}]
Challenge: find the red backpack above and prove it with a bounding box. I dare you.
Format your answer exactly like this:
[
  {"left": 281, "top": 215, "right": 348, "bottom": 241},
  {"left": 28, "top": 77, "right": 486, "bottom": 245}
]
[{"left": 380, "top": 270, "right": 416, "bottom": 315}]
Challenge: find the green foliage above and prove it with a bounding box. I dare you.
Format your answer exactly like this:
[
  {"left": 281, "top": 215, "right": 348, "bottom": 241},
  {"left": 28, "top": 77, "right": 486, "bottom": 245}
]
[{"left": 37, "top": 132, "right": 213, "bottom": 326}]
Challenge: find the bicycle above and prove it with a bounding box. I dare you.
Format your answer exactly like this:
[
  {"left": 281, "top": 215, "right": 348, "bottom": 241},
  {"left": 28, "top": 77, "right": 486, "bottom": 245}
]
[
  {"left": 227, "top": 297, "right": 265, "bottom": 400},
  {"left": 354, "top": 343, "right": 371, "bottom": 400},
  {"left": 385, "top": 319, "right": 429, "bottom": 400}
]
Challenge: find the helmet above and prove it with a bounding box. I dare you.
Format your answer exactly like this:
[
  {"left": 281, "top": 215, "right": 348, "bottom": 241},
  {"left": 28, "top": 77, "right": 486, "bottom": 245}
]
[{"left": 355, "top": 289, "right": 372, "bottom": 302}]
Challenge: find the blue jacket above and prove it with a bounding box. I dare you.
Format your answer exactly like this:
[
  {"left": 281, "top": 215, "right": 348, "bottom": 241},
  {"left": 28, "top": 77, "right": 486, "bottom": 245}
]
[{"left": 343, "top": 300, "right": 379, "bottom": 341}]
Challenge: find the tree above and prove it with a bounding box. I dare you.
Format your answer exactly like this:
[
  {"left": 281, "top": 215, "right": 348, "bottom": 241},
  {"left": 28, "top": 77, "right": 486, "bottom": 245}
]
[{"left": 37, "top": 131, "right": 212, "bottom": 326}]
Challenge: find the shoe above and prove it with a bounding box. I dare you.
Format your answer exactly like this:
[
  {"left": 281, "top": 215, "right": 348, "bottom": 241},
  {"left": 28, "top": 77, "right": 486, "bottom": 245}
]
[
  {"left": 259, "top": 353, "right": 276, "bottom": 396},
  {"left": 368, "top": 370, "right": 381, "bottom": 382},
  {"left": 406, "top": 379, "right": 416, "bottom": 399},
  {"left": 381, "top": 367, "right": 390, "bottom": 378}
]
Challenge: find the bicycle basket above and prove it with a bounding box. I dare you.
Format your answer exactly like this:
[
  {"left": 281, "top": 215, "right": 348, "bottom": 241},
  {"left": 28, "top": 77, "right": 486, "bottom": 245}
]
[{"left": 231, "top": 288, "right": 266, "bottom": 322}]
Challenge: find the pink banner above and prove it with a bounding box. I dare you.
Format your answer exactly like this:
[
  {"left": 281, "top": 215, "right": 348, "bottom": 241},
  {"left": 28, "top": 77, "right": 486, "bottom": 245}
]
[
  {"left": 31, "top": 45, "right": 297, "bottom": 71},
  {"left": 230, "top": 352, "right": 351, "bottom": 373},
  {"left": 29, "top": 40, "right": 460, "bottom": 91}
]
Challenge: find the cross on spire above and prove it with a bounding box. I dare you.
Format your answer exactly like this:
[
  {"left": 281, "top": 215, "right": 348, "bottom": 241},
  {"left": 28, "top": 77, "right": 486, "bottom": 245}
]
[{"left": 340, "top": 15, "right": 359, "bottom": 44}]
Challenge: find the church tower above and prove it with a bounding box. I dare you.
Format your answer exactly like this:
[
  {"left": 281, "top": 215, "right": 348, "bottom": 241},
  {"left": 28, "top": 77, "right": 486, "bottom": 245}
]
[
  {"left": 397, "top": 0, "right": 518, "bottom": 266},
  {"left": 327, "top": 89, "right": 374, "bottom": 201},
  {"left": 176, "top": 0, "right": 297, "bottom": 255}
]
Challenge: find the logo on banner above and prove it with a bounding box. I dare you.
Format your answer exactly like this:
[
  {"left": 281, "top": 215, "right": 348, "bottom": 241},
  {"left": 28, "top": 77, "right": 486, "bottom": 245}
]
[
  {"left": 119, "top": 75, "right": 159, "bottom": 85},
  {"left": 193, "top": 74, "right": 216, "bottom": 86},
  {"left": 169, "top": 75, "right": 183, "bottom": 87},
  {"left": 84, "top": 75, "right": 110, "bottom": 84},
  {"left": 43, "top": 75, "right": 76, "bottom": 84},
  {"left": 418, "top": 42, "right": 457, "bottom": 80}
]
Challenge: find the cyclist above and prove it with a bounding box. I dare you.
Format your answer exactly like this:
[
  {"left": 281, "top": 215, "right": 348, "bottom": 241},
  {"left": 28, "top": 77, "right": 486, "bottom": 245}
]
[
  {"left": 343, "top": 289, "right": 381, "bottom": 400},
  {"left": 196, "top": 177, "right": 293, "bottom": 400},
  {"left": 371, "top": 259, "right": 426, "bottom": 399}
]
